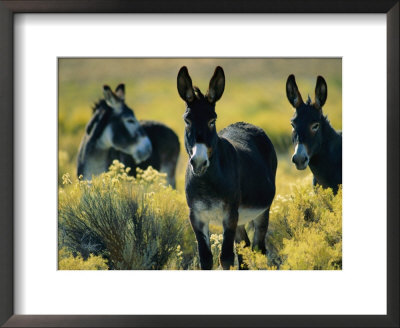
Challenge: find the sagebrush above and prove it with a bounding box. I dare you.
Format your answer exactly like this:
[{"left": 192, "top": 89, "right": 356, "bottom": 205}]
[
  {"left": 59, "top": 162, "right": 341, "bottom": 270},
  {"left": 58, "top": 162, "right": 197, "bottom": 270}
]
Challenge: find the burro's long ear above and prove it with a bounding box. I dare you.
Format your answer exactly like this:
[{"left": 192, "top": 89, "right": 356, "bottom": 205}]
[
  {"left": 103, "top": 85, "right": 121, "bottom": 108},
  {"left": 286, "top": 74, "right": 304, "bottom": 108},
  {"left": 177, "top": 66, "right": 195, "bottom": 103},
  {"left": 314, "top": 76, "right": 327, "bottom": 110},
  {"left": 115, "top": 83, "right": 125, "bottom": 100},
  {"left": 207, "top": 66, "right": 225, "bottom": 103}
]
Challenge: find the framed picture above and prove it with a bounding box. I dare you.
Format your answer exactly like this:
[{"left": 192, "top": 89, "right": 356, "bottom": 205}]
[{"left": 0, "top": 1, "right": 398, "bottom": 327}]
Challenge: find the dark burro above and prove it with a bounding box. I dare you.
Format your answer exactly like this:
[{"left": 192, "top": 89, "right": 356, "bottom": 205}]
[
  {"left": 77, "top": 84, "right": 180, "bottom": 187},
  {"left": 178, "top": 66, "right": 277, "bottom": 270},
  {"left": 286, "top": 74, "right": 342, "bottom": 194}
]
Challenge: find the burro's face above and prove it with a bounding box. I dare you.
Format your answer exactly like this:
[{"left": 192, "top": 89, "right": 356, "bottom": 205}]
[
  {"left": 291, "top": 105, "right": 322, "bottom": 170},
  {"left": 285, "top": 74, "right": 328, "bottom": 170},
  {"left": 183, "top": 100, "right": 217, "bottom": 176},
  {"left": 108, "top": 107, "right": 152, "bottom": 164},
  {"left": 99, "top": 84, "right": 152, "bottom": 164},
  {"left": 177, "top": 65, "right": 225, "bottom": 177}
]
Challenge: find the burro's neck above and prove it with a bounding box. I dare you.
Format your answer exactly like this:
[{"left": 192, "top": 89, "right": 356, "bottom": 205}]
[
  {"left": 81, "top": 144, "right": 110, "bottom": 179},
  {"left": 308, "top": 122, "right": 341, "bottom": 187}
]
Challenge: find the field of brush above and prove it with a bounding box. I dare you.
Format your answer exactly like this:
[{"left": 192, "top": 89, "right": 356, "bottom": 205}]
[{"left": 58, "top": 58, "right": 342, "bottom": 270}]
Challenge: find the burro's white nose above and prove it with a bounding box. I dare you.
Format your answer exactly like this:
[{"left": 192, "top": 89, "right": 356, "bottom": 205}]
[
  {"left": 132, "top": 136, "right": 152, "bottom": 164},
  {"left": 292, "top": 143, "right": 309, "bottom": 170},
  {"left": 190, "top": 143, "right": 210, "bottom": 176}
]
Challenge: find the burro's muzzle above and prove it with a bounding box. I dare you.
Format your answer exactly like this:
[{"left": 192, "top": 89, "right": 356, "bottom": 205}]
[
  {"left": 131, "top": 136, "right": 152, "bottom": 164},
  {"left": 292, "top": 143, "right": 310, "bottom": 170},
  {"left": 190, "top": 143, "right": 210, "bottom": 176}
]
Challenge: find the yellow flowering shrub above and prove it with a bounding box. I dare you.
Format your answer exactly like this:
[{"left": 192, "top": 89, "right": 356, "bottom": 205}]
[
  {"left": 210, "top": 233, "right": 224, "bottom": 268},
  {"left": 165, "top": 245, "right": 185, "bottom": 270},
  {"left": 59, "top": 160, "right": 341, "bottom": 270},
  {"left": 235, "top": 242, "right": 277, "bottom": 270},
  {"left": 59, "top": 161, "right": 196, "bottom": 270},
  {"left": 58, "top": 248, "right": 108, "bottom": 270},
  {"left": 207, "top": 185, "right": 341, "bottom": 270},
  {"left": 268, "top": 185, "right": 342, "bottom": 270}
]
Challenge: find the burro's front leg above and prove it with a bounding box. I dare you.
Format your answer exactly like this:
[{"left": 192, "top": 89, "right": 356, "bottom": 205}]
[
  {"left": 253, "top": 208, "right": 270, "bottom": 254},
  {"left": 189, "top": 211, "right": 212, "bottom": 270},
  {"left": 220, "top": 207, "right": 239, "bottom": 270}
]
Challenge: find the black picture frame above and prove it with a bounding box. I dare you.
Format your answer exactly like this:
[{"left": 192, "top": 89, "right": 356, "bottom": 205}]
[{"left": 0, "top": 1, "right": 398, "bottom": 327}]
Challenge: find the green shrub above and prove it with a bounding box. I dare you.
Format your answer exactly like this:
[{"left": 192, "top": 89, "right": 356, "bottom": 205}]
[{"left": 59, "top": 161, "right": 196, "bottom": 270}]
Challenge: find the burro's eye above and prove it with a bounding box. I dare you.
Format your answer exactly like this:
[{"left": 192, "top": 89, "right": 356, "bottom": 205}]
[
  {"left": 126, "top": 118, "right": 135, "bottom": 124},
  {"left": 208, "top": 119, "right": 216, "bottom": 128},
  {"left": 311, "top": 122, "right": 320, "bottom": 132},
  {"left": 184, "top": 118, "right": 191, "bottom": 127}
]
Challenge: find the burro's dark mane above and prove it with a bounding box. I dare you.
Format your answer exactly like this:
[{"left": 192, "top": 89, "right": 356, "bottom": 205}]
[
  {"left": 192, "top": 86, "right": 205, "bottom": 100},
  {"left": 92, "top": 99, "right": 109, "bottom": 113},
  {"left": 77, "top": 106, "right": 108, "bottom": 177},
  {"left": 84, "top": 103, "right": 111, "bottom": 155}
]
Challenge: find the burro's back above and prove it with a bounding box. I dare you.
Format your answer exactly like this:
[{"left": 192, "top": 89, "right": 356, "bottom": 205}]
[{"left": 219, "top": 122, "right": 277, "bottom": 208}]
